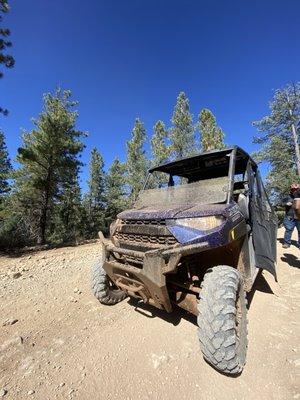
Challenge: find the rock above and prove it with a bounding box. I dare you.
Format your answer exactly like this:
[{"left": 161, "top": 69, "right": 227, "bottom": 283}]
[
  {"left": 2, "top": 318, "right": 18, "bottom": 326},
  {"left": 151, "top": 353, "right": 172, "bottom": 369},
  {"left": 12, "top": 272, "right": 22, "bottom": 279},
  {"left": 1, "top": 335, "right": 23, "bottom": 350},
  {"left": 0, "top": 389, "right": 7, "bottom": 397},
  {"left": 59, "top": 383, "right": 65, "bottom": 388},
  {"left": 27, "top": 390, "right": 35, "bottom": 395},
  {"left": 294, "top": 358, "right": 300, "bottom": 367},
  {"left": 70, "top": 297, "right": 78, "bottom": 303},
  {"left": 73, "top": 288, "right": 82, "bottom": 294}
]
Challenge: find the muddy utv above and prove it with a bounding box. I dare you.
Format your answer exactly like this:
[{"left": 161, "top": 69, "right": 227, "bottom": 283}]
[{"left": 91, "top": 146, "right": 277, "bottom": 374}]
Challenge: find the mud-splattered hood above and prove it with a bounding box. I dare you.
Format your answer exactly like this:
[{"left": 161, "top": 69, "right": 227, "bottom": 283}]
[{"left": 118, "top": 202, "right": 232, "bottom": 220}]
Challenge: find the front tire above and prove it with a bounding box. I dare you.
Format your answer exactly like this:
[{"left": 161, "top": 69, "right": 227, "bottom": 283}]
[
  {"left": 91, "top": 257, "right": 126, "bottom": 305},
  {"left": 197, "top": 265, "right": 248, "bottom": 375}
]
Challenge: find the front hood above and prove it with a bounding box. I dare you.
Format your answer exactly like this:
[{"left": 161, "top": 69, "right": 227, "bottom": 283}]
[{"left": 118, "top": 202, "right": 232, "bottom": 220}]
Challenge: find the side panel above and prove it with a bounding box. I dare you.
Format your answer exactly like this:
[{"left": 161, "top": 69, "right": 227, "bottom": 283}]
[{"left": 247, "top": 164, "right": 277, "bottom": 280}]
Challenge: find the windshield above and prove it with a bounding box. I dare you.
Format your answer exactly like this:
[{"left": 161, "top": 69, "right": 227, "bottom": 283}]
[{"left": 134, "top": 175, "right": 229, "bottom": 208}]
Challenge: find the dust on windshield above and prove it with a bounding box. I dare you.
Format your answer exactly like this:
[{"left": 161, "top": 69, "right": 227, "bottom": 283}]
[{"left": 134, "top": 176, "right": 229, "bottom": 208}]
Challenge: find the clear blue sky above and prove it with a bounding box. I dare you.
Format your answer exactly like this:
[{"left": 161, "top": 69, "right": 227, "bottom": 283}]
[{"left": 1, "top": 0, "right": 300, "bottom": 191}]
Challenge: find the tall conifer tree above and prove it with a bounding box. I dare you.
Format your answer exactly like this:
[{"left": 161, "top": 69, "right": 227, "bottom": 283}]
[
  {"left": 50, "top": 175, "right": 84, "bottom": 244},
  {"left": 150, "top": 120, "right": 170, "bottom": 186},
  {"left": 126, "top": 118, "right": 148, "bottom": 200},
  {"left": 199, "top": 108, "right": 225, "bottom": 151},
  {"left": 170, "top": 92, "right": 195, "bottom": 159},
  {"left": 0, "top": 129, "right": 11, "bottom": 196},
  {"left": 105, "top": 158, "right": 127, "bottom": 228},
  {"left": 85, "top": 148, "right": 106, "bottom": 237},
  {"left": 13, "top": 88, "right": 86, "bottom": 244},
  {"left": 151, "top": 120, "right": 170, "bottom": 165},
  {"left": 253, "top": 82, "right": 300, "bottom": 201}
]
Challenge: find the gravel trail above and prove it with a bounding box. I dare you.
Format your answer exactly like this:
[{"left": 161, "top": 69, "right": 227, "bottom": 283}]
[{"left": 0, "top": 228, "right": 299, "bottom": 400}]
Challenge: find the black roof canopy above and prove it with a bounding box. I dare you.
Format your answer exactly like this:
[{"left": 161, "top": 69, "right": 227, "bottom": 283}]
[{"left": 149, "top": 146, "right": 257, "bottom": 180}]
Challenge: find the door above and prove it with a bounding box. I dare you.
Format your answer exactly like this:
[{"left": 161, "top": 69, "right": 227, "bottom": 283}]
[{"left": 247, "top": 163, "right": 278, "bottom": 280}]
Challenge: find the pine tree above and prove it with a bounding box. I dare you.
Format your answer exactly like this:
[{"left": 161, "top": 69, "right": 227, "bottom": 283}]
[
  {"left": 0, "top": 1, "right": 15, "bottom": 115},
  {"left": 126, "top": 118, "right": 148, "bottom": 200},
  {"left": 170, "top": 92, "right": 196, "bottom": 159},
  {"left": 105, "top": 158, "right": 127, "bottom": 228},
  {"left": 50, "top": 175, "right": 85, "bottom": 244},
  {"left": 0, "top": 129, "right": 14, "bottom": 248},
  {"left": 88, "top": 148, "right": 106, "bottom": 209},
  {"left": 85, "top": 148, "right": 106, "bottom": 237},
  {"left": 13, "top": 88, "right": 86, "bottom": 244},
  {"left": 150, "top": 120, "right": 170, "bottom": 187},
  {"left": 253, "top": 82, "right": 300, "bottom": 202},
  {"left": 0, "top": 129, "right": 11, "bottom": 196},
  {"left": 253, "top": 136, "right": 297, "bottom": 203},
  {"left": 151, "top": 120, "right": 170, "bottom": 165},
  {"left": 199, "top": 108, "right": 225, "bottom": 151}
]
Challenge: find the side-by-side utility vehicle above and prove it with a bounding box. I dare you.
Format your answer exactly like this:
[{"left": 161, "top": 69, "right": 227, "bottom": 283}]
[{"left": 91, "top": 146, "right": 277, "bottom": 374}]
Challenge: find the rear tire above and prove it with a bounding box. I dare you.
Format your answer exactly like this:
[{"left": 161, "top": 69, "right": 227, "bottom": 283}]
[
  {"left": 197, "top": 265, "right": 248, "bottom": 375},
  {"left": 91, "top": 256, "right": 126, "bottom": 305}
]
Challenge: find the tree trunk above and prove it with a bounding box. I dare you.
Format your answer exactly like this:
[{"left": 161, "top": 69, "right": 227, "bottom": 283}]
[
  {"left": 39, "top": 167, "right": 52, "bottom": 245},
  {"left": 287, "top": 89, "right": 300, "bottom": 176},
  {"left": 291, "top": 121, "right": 300, "bottom": 176}
]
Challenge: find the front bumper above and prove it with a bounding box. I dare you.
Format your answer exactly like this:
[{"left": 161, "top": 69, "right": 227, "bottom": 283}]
[{"left": 98, "top": 231, "right": 210, "bottom": 313}]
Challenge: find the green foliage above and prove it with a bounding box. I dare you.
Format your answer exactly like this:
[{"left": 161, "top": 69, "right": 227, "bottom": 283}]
[
  {"left": 170, "top": 92, "right": 196, "bottom": 159},
  {"left": 88, "top": 148, "right": 106, "bottom": 208},
  {"left": 151, "top": 120, "right": 170, "bottom": 165},
  {"left": 253, "top": 83, "right": 300, "bottom": 203},
  {"left": 199, "top": 108, "right": 225, "bottom": 151},
  {"left": 150, "top": 120, "right": 170, "bottom": 187},
  {"left": 12, "top": 88, "right": 86, "bottom": 244},
  {"left": 0, "top": 210, "right": 27, "bottom": 248},
  {"left": 49, "top": 179, "right": 85, "bottom": 244},
  {"left": 85, "top": 148, "right": 106, "bottom": 237},
  {"left": 0, "top": 129, "right": 11, "bottom": 196},
  {"left": 0, "top": 0, "right": 15, "bottom": 115},
  {"left": 253, "top": 136, "right": 297, "bottom": 203},
  {"left": 126, "top": 118, "right": 148, "bottom": 200},
  {"left": 105, "top": 158, "right": 128, "bottom": 228}
]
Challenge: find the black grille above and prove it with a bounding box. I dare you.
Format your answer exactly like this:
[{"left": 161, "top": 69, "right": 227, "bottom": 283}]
[
  {"left": 114, "top": 232, "right": 177, "bottom": 246},
  {"left": 113, "top": 219, "right": 177, "bottom": 251},
  {"left": 121, "top": 219, "right": 166, "bottom": 226}
]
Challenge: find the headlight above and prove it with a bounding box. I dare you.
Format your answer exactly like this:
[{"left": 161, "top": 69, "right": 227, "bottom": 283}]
[{"left": 168, "top": 216, "right": 225, "bottom": 231}]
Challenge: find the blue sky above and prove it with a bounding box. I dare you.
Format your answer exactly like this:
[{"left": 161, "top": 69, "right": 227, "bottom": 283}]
[{"left": 1, "top": 0, "right": 300, "bottom": 191}]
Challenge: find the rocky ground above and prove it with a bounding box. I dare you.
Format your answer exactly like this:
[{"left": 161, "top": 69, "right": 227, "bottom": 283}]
[{"left": 0, "top": 228, "right": 299, "bottom": 400}]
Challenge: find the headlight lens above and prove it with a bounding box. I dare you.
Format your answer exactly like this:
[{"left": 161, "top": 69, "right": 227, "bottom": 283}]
[{"left": 169, "top": 216, "right": 225, "bottom": 231}]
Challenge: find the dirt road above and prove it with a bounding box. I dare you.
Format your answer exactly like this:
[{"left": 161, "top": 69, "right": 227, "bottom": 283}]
[{"left": 0, "top": 228, "right": 299, "bottom": 400}]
